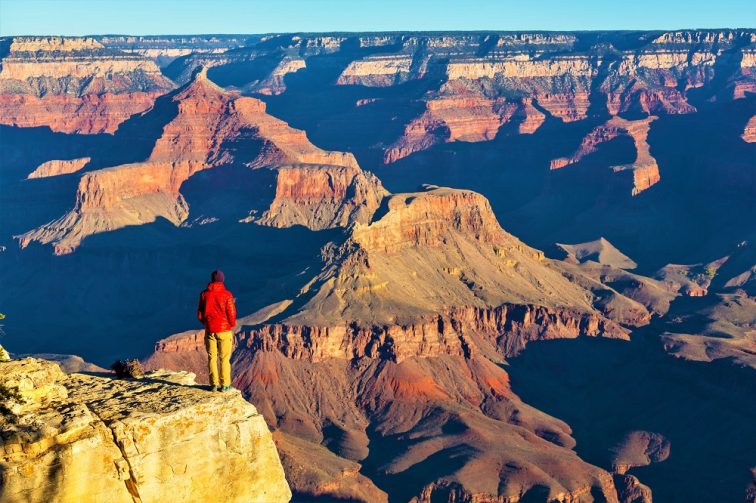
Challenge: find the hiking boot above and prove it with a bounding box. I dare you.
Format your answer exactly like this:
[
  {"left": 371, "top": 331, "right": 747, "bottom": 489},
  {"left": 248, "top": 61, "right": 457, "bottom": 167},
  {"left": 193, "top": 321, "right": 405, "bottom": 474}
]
[
  {"left": 220, "top": 385, "right": 233, "bottom": 392},
  {"left": 207, "top": 385, "right": 220, "bottom": 392}
]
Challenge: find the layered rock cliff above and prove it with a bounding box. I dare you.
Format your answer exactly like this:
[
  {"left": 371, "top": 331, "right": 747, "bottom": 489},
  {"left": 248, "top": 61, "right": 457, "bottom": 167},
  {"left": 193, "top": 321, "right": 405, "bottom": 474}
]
[
  {"left": 16, "top": 69, "right": 375, "bottom": 254},
  {"left": 248, "top": 164, "right": 387, "bottom": 230},
  {"left": 333, "top": 30, "right": 756, "bottom": 162},
  {"left": 96, "top": 35, "right": 252, "bottom": 67},
  {"left": 0, "top": 36, "right": 175, "bottom": 133},
  {"left": 0, "top": 358, "right": 291, "bottom": 503},
  {"left": 257, "top": 186, "right": 647, "bottom": 334}
]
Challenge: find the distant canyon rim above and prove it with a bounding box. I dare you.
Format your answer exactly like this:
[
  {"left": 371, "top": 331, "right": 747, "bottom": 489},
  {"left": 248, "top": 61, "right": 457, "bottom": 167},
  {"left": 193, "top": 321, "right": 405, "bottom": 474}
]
[{"left": 0, "top": 30, "right": 754, "bottom": 503}]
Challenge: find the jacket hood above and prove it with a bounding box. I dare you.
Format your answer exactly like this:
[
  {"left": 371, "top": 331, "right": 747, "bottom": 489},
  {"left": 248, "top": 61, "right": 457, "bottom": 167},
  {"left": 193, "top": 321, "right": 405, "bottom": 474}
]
[{"left": 207, "top": 281, "right": 226, "bottom": 291}]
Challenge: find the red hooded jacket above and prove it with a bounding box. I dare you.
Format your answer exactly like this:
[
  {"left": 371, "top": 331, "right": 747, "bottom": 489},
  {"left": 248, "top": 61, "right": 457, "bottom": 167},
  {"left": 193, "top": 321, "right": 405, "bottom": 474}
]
[{"left": 197, "top": 282, "right": 237, "bottom": 333}]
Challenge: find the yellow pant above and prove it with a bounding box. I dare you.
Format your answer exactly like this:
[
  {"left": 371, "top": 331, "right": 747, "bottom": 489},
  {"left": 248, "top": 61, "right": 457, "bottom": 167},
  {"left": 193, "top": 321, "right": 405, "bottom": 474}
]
[{"left": 205, "top": 331, "right": 233, "bottom": 387}]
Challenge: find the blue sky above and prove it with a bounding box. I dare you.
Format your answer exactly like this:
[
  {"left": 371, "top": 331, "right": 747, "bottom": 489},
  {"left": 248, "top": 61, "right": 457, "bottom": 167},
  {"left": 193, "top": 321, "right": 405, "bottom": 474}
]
[{"left": 0, "top": 0, "right": 753, "bottom": 36}]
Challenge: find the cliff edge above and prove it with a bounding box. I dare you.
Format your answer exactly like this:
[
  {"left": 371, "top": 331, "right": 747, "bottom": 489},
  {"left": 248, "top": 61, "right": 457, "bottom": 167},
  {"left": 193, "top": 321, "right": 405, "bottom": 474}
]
[{"left": 0, "top": 358, "right": 291, "bottom": 503}]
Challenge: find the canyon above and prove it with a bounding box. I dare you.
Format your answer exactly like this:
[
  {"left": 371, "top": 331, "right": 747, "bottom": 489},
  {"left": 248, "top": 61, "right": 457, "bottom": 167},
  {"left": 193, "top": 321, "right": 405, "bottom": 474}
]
[
  {"left": 15, "top": 68, "right": 380, "bottom": 254},
  {"left": 145, "top": 186, "right": 725, "bottom": 501},
  {"left": 0, "top": 29, "right": 754, "bottom": 503}
]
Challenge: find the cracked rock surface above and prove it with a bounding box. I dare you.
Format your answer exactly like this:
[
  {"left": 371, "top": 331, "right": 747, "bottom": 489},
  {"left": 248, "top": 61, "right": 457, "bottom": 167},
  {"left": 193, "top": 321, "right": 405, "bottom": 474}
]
[{"left": 0, "top": 358, "right": 291, "bottom": 503}]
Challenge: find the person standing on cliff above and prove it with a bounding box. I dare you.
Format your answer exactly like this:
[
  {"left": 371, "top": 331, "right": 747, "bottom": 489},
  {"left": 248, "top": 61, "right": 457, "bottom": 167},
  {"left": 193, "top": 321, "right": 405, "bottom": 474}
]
[{"left": 197, "top": 270, "right": 236, "bottom": 392}]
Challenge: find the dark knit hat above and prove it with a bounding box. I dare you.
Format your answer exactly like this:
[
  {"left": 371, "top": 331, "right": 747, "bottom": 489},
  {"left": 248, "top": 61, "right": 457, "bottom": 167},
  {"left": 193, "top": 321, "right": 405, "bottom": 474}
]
[{"left": 211, "top": 269, "right": 225, "bottom": 283}]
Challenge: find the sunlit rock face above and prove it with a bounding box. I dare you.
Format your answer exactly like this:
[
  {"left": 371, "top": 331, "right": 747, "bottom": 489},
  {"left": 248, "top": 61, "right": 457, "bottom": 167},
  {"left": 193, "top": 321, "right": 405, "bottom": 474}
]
[
  {"left": 0, "top": 36, "right": 175, "bottom": 133},
  {"left": 0, "top": 358, "right": 291, "bottom": 503}
]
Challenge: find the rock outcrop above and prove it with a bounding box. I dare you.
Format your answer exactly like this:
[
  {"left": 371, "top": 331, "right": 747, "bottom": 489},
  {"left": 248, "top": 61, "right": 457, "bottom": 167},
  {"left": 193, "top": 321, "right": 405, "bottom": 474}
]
[
  {"left": 254, "top": 57, "right": 307, "bottom": 95},
  {"left": 609, "top": 431, "right": 671, "bottom": 475},
  {"left": 337, "top": 54, "right": 414, "bottom": 87},
  {"left": 27, "top": 158, "right": 91, "bottom": 179},
  {"left": 149, "top": 340, "right": 624, "bottom": 503},
  {"left": 248, "top": 164, "right": 387, "bottom": 230},
  {"left": 384, "top": 89, "right": 546, "bottom": 163},
  {"left": 743, "top": 115, "right": 756, "bottom": 143},
  {"left": 0, "top": 358, "right": 291, "bottom": 503},
  {"left": 551, "top": 116, "right": 661, "bottom": 195},
  {"left": 16, "top": 69, "right": 372, "bottom": 254},
  {"left": 660, "top": 290, "right": 756, "bottom": 369},
  {"left": 96, "top": 35, "right": 250, "bottom": 67},
  {"left": 655, "top": 257, "right": 729, "bottom": 297},
  {"left": 331, "top": 30, "right": 756, "bottom": 162},
  {"left": 0, "top": 37, "right": 174, "bottom": 133},
  {"left": 246, "top": 186, "right": 651, "bottom": 338}
]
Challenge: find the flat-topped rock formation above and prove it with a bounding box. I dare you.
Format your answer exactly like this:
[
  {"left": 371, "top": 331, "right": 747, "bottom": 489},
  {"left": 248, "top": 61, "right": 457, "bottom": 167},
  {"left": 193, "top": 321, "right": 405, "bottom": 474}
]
[{"left": 0, "top": 358, "right": 291, "bottom": 503}]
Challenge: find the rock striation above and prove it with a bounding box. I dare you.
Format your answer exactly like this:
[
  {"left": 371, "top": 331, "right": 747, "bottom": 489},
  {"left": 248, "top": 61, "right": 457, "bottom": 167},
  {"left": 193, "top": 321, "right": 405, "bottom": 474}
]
[
  {"left": 0, "top": 36, "right": 174, "bottom": 133},
  {"left": 0, "top": 357, "right": 291, "bottom": 503}
]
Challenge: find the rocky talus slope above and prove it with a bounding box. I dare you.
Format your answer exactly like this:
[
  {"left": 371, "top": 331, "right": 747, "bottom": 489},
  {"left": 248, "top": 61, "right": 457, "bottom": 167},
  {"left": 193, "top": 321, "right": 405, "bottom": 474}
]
[
  {"left": 659, "top": 262, "right": 756, "bottom": 369},
  {"left": 0, "top": 37, "right": 174, "bottom": 133},
  {"left": 0, "top": 358, "right": 291, "bottom": 503}
]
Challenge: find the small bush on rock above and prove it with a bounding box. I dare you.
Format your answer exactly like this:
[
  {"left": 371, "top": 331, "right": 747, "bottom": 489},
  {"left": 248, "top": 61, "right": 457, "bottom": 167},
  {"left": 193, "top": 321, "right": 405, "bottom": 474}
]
[{"left": 111, "top": 359, "right": 145, "bottom": 378}]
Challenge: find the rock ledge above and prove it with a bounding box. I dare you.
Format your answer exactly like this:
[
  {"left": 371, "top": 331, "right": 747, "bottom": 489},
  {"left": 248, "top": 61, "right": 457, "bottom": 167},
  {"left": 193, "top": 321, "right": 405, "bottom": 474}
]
[{"left": 0, "top": 358, "right": 291, "bottom": 503}]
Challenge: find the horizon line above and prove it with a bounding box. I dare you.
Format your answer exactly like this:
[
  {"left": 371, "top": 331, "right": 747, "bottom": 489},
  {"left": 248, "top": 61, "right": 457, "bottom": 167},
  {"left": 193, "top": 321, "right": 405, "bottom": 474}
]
[{"left": 3, "top": 27, "right": 755, "bottom": 38}]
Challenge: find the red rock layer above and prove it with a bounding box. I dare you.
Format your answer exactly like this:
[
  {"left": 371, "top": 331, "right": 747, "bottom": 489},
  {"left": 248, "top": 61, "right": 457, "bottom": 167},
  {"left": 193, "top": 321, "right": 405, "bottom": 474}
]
[
  {"left": 0, "top": 92, "right": 163, "bottom": 134},
  {"left": 147, "top": 308, "right": 626, "bottom": 502},
  {"left": 241, "top": 304, "right": 627, "bottom": 364},
  {"left": 384, "top": 92, "right": 545, "bottom": 163},
  {"left": 351, "top": 187, "right": 506, "bottom": 252}
]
